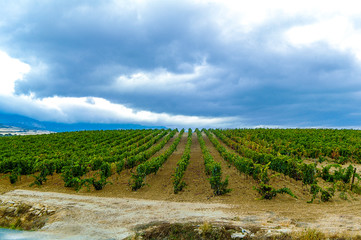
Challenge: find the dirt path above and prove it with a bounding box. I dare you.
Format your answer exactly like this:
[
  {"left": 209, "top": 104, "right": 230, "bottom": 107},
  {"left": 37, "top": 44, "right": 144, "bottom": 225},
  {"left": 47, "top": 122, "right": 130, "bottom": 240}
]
[
  {"left": 178, "top": 132, "right": 214, "bottom": 201},
  {"left": 0, "top": 190, "right": 233, "bottom": 239},
  {"left": 2, "top": 189, "right": 361, "bottom": 239}
]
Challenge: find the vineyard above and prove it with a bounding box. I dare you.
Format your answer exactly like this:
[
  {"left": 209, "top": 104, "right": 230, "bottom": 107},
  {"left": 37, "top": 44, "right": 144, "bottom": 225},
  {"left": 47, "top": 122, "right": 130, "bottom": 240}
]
[{"left": 1, "top": 128, "right": 361, "bottom": 203}]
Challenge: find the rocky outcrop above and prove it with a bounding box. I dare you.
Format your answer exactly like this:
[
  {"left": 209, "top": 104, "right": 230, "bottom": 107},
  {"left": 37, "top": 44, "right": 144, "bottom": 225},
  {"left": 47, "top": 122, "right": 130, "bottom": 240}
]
[{"left": 0, "top": 200, "right": 56, "bottom": 230}]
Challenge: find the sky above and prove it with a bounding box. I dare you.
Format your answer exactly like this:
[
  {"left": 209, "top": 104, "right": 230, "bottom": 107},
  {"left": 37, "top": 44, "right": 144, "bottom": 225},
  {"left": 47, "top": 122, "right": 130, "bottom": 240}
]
[{"left": 1, "top": 0, "right": 361, "bottom": 128}]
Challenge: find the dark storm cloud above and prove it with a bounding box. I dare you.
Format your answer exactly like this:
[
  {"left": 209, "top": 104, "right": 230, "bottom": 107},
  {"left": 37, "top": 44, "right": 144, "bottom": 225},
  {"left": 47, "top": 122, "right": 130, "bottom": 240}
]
[
  {"left": 3, "top": 0, "right": 217, "bottom": 92},
  {"left": 1, "top": 0, "right": 361, "bottom": 127}
]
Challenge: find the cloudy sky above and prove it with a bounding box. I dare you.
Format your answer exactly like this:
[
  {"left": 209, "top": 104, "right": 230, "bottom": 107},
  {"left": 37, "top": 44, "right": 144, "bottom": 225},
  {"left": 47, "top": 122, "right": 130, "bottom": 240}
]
[{"left": 1, "top": 0, "right": 361, "bottom": 128}]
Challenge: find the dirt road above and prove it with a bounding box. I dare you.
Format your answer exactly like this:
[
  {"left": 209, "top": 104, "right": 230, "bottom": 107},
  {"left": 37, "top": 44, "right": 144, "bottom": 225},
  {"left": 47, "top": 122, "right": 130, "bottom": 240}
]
[{"left": 1, "top": 189, "right": 361, "bottom": 239}]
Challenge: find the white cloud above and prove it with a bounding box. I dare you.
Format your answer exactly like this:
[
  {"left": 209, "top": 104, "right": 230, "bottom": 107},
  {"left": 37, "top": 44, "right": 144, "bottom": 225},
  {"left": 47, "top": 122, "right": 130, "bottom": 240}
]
[
  {"left": 202, "top": 0, "right": 361, "bottom": 26},
  {"left": 0, "top": 94, "right": 239, "bottom": 128},
  {"left": 285, "top": 16, "right": 361, "bottom": 60},
  {"left": 114, "top": 61, "right": 220, "bottom": 93},
  {"left": 194, "top": 1, "right": 361, "bottom": 62},
  {"left": 38, "top": 96, "right": 239, "bottom": 128},
  {"left": 0, "top": 50, "right": 30, "bottom": 96}
]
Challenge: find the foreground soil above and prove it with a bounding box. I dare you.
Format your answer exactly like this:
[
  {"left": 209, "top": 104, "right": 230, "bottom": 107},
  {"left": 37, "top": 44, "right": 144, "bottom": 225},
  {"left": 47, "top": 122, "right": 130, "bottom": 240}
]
[
  {"left": 1, "top": 133, "right": 361, "bottom": 239},
  {"left": 1, "top": 189, "right": 361, "bottom": 239}
]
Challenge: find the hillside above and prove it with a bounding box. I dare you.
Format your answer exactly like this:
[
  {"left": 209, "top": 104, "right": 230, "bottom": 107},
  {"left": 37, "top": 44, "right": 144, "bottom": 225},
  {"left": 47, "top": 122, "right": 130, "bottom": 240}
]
[{"left": 0, "top": 112, "right": 165, "bottom": 132}]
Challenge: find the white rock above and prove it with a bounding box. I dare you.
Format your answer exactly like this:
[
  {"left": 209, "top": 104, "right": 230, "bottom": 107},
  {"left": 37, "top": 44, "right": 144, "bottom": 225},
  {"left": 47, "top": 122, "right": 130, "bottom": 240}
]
[{"left": 231, "top": 232, "right": 246, "bottom": 238}]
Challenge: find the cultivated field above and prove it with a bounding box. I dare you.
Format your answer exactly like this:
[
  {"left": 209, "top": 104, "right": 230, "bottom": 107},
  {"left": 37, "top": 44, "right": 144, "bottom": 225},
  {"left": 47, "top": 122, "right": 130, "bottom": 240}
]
[{"left": 1, "top": 128, "right": 361, "bottom": 239}]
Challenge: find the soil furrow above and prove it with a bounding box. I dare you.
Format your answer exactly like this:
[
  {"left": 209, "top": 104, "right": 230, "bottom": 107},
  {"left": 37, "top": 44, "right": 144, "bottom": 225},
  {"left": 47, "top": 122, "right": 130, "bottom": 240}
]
[
  {"left": 179, "top": 132, "right": 214, "bottom": 201},
  {"left": 135, "top": 132, "right": 188, "bottom": 199},
  {"left": 202, "top": 132, "right": 260, "bottom": 203}
]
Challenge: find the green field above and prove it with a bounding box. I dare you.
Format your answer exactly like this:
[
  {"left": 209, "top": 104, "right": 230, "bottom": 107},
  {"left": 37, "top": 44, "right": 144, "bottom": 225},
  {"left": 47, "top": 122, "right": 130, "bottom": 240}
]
[{"left": 1, "top": 128, "right": 361, "bottom": 202}]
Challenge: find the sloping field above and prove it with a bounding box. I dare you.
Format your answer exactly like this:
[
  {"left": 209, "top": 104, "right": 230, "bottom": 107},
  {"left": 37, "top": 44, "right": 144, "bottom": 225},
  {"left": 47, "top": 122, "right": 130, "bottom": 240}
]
[{"left": 1, "top": 128, "right": 361, "bottom": 239}]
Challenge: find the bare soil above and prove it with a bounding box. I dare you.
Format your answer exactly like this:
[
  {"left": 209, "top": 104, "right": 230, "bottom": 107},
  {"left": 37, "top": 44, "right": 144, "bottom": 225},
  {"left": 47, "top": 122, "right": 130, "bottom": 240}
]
[{"left": 1, "top": 132, "right": 361, "bottom": 239}]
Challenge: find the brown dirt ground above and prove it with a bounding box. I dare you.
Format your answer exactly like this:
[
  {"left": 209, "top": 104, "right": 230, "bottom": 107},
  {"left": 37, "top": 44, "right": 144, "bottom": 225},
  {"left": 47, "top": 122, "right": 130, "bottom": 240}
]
[
  {"left": 179, "top": 132, "right": 214, "bottom": 201},
  {"left": 1, "top": 132, "right": 361, "bottom": 239}
]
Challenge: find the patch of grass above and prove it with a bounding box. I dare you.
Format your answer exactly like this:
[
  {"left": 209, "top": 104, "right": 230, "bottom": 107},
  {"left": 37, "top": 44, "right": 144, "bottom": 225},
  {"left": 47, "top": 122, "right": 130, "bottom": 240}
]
[
  {"left": 130, "top": 222, "right": 247, "bottom": 240},
  {"left": 339, "top": 191, "right": 348, "bottom": 200},
  {"left": 296, "top": 228, "right": 325, "bottom": 240},
  {"left": 270, "top": 232, "right": 293, "bottom": 240},
  {"left": 351, "top": 183, "right": 361, "bottom": 195},
  {"left": 130, "top": 223, "right": 361, "bottom": 240}
]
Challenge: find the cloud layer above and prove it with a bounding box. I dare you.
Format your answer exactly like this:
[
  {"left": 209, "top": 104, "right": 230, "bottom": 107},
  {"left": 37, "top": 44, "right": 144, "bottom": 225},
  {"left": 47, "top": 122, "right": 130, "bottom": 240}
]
[{"left": 1, "top": 0, "right": 361, "bottom": 128}]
